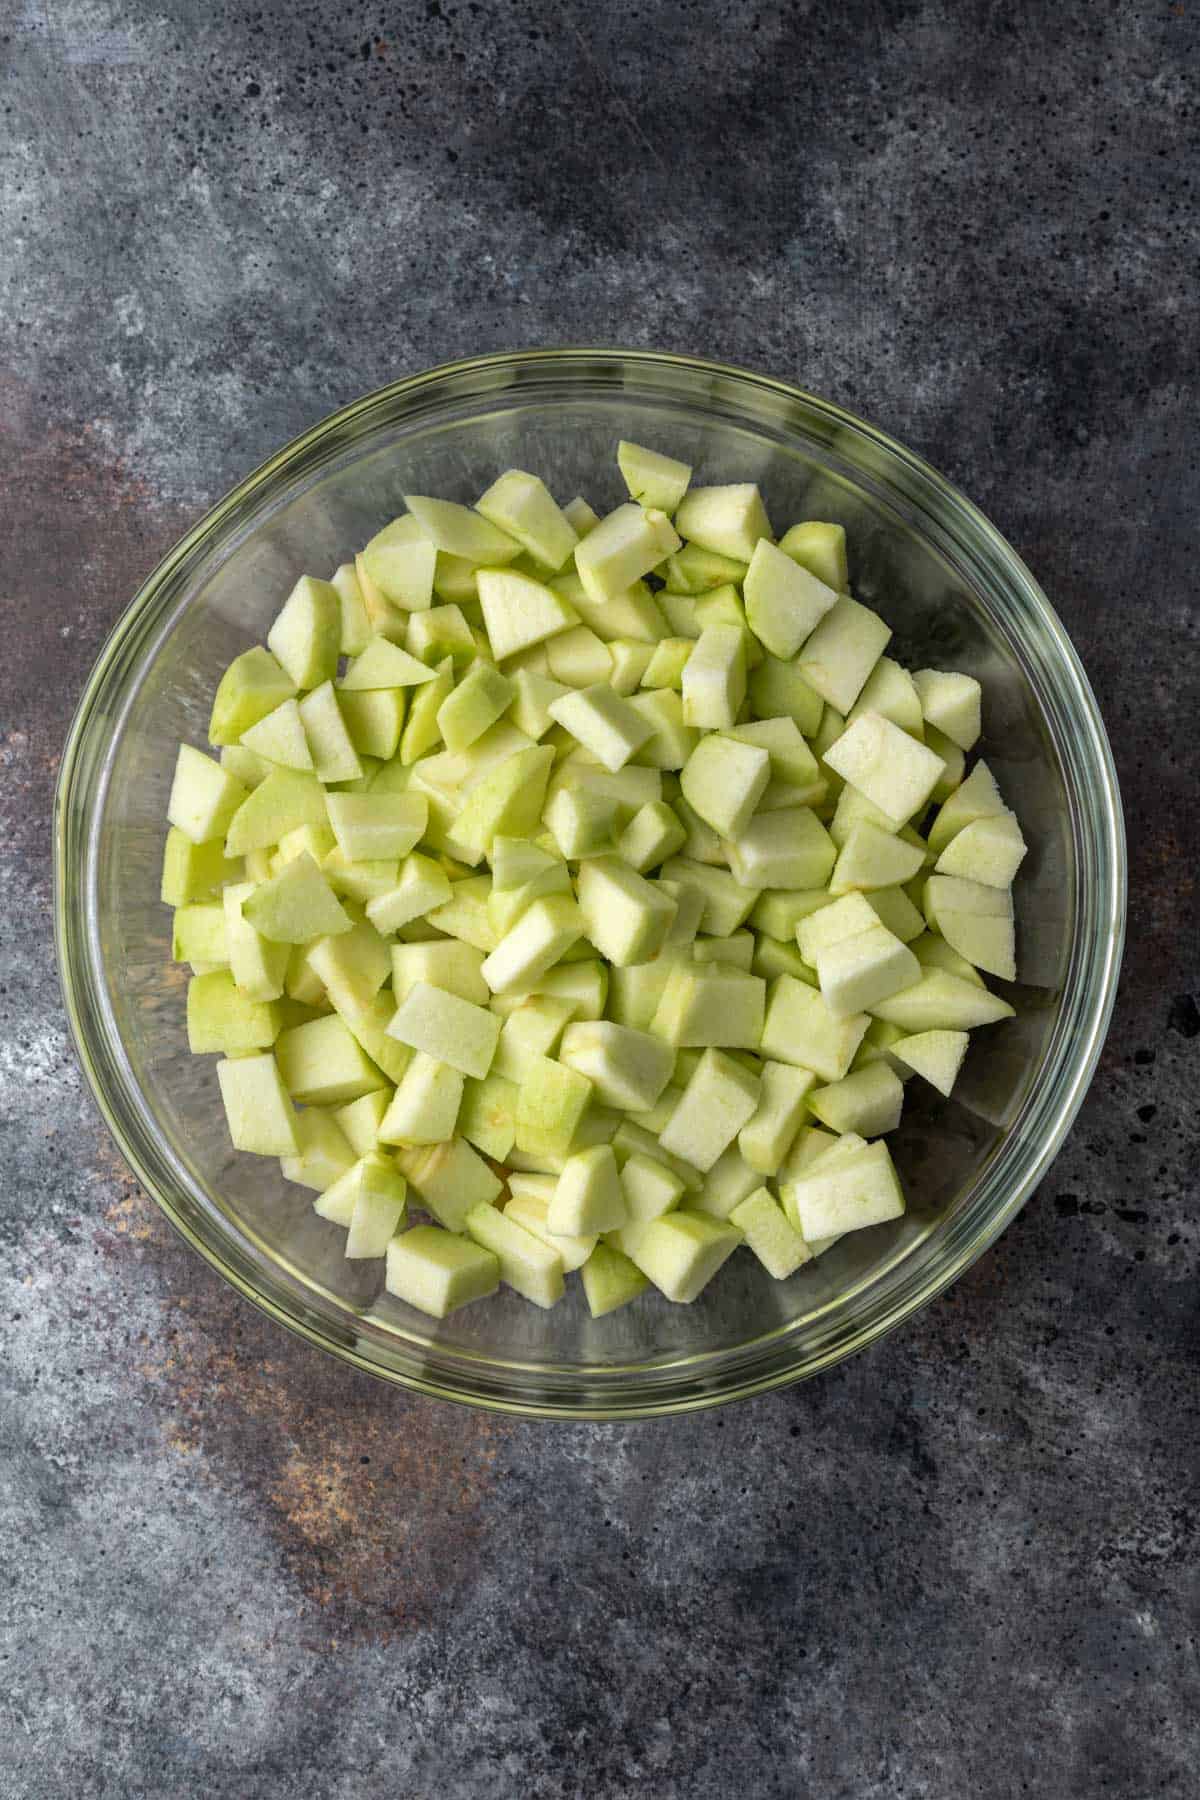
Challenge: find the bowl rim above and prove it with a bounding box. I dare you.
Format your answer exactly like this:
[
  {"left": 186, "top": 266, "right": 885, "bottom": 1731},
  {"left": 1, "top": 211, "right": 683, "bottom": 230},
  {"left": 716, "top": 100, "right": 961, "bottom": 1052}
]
[{"left": 54, "top": 346, "right": 1126, "bottom": 1419}]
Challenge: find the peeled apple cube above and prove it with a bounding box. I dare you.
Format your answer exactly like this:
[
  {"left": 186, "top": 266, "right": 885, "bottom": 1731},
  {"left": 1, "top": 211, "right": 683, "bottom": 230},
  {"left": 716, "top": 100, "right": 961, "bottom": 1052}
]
[
  {"left": 649, "top": 964, "right": 766, "bottom": 1050},
  {"left": 681, "top": 624, "right": 746, "bottom": 730},
  {"left": 276, "top": 1012, "right": 387, "bottom": 1105},
  {"left": 846, "top": 656, "right": 924, "bottom": 738},
  {"left": 658, "top": 1048, "right": 761, "bottom": 1173},
  {"left": 503, "top": 1193, "right": 596, "bottom": 1272},
  {"left": 808, "top": 1061, "right": 905, "bottom": 1136},
  {"left": 892, "top": 1028, "right": 969, "bottom": 1096},
  {"left": 239, "top": 696, "right": 313, "bottom": 773},
  {"left": 617, "top": 441, "right": 692, "bottom": 514},
  {"left": 574, "top": 502, "right": 681, "bottom": 604},
  {"left": 394, "top": 1136, "right": 501, "bottom": 1231},
  {"left": 385, "top": 1226, "right": 499, "bottom": 1319},
  {"left": 674, "top": 483, "right": 772, "bottom": 562},
  {"left": 168, "top": 745, "right": 248, "bottom": 846},
  {"left": 577, "top": 857, "right": 677, "bottom": 967},
  {"left": 548, "top": 1143, "right": 627, "bottom": 1236},
  {"left": 161, "top": 828, "right": 240, "bottom": 907},
  {"left": 216, "top": 1052, "right": 298, "bottom": 1157},
  {"left": 222, "top": 881, "right": 289, "bottom": 1001},
  {"left": 281, "top": 1108, "right": 355, "bottom": 1192},
  {"left": 678, "top": 732, "right": 769, "bottom": 842},
  {"left": 387, "top": 980, "right": 501, "bottom": 1081},
  {"left": 748, "top": 654, "right": 824, "bottom": 739},
  {"left": 223, "top": 768, "right": 328, "bottom": 857},
  {"left": 829, "top": 821, "right": 926, "bottom": 894},
  {"left": 378, "top": 1052, "right": 464, "bottom": 1146},
  {"left": 933, "top": 812, "right": 1027, "bottom": 888},
  {"left": 743, "top": 537, "right": 838, "bottom": 658},
  {"left": 475, "top": 469, "right": 579, "bottom": 572},
  {"left": 547, "top": 685, "right": 653, "bottom": 773},
  {"left": 798, "top": 596, "right": 891, "bottom": 714},
  {"left": 581, "top": 1242, "right": 650, "bottom": 1317},
  {"left": 476, "top": 568, "right": 580, "bottom": 662},
  {"left": 267, "top": 575, "right": 341, "bottom": 691},
  {"left": 620, "top": 1151, "right": 686, "bottom": 1222},
  {"left": 358, "top": 516, "right": 437, "bottom": 613},
  {"left": 208, "top": 647, "right": 297, "bottom": 747},
  {"left": 616, "top": 800, "right": 687, "bottom": 873},
  {"left": 436, "top": 661, "right": 515, "bottom": 753},
  {"left": 326, "top": 792, "right": 428, "bottom": 862},
  {"left": 731, "top": 1187, "right": 811, "bottom": 1279},
  {"left": 515, "top": 1054, "right": 594, "bottom": 1160},
  {"left": 761, "top": 975, "right": 868, "bottom": 1082},
  {"left": 924, "top": 874, "right": 1016, "bottom": 980},
  {"left": 481, "top": 894, "right": 583, "bottom": 994},
  {"left": 823, "top": 712, "right": 946, "bottom": 826},
  {"left": 815, "top": 923, "right": 921, "bottom": 1019},
  {"left": 558, "top": 1019, "right": 675, "bottom": 1112},
  {"left": 365, "top": 854, "right": 452, "bottom": 935},
  {"left": 466, "top": 1201, "right": 565, "bottom": 1309},
  {"left": 632, "top": 1210, "right": 741, "bottom": 1303},
  {"left": 913, "top": 668, "right": 982, "bottom": 751},
  {"left": 403, "top": 494, "right": 522, "bottom": 566},
  {"left": 737, "top": 1061, "right": 815, "bottom": 1175},
  {"left": 187, "top": 970, "right": 281, "bottom": 1056},
  {"left": 777, "top": 519, "right": 849, "bottom": 592},
  {"left": 868, "top": 968, "right": 1014, "bottom": 1032},
  {"left": 725, "top": 807, "right": 837, "bottom": 891},
  {"left": 926, "top": 759, "right": 1006, "bottom": 856},
  {"left": 783, "top": 1140, "right": 904, "bottom": 1241}
]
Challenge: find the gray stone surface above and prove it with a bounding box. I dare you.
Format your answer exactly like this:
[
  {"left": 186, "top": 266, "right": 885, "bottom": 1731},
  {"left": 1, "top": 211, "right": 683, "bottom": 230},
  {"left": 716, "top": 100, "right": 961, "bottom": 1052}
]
[{"left": 2, "top": 2, "right": 1198, "bottom": 1794}]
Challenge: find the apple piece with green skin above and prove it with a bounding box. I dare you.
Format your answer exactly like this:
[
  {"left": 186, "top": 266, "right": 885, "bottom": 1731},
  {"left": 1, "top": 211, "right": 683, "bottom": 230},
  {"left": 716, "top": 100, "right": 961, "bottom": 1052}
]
[
  {"left": 208, "top": 647, "right": 297, "bottom": 746},
  {"left": 453, "top": 745, "right": 556, "bottom": 862},
  {"left": 548, "top": 1143, "right": 627, "bottom": 1236},
  {"left": 341, "top": 634, "right": 438, "bottom": 690},
  {"left": 639, "top": 638, "right": 692, "bottom": 691},
  {"left": 436, "top": 662, "right": 515, "bottom": 753},
  {"left": 222, "top": 881, "right": 290, "bottom": 1001},
  {"left": 661, "top": 541, "right": 749, "bottom": 594},
  {"left": 747, "top": 654, "right": 824, "bottom": 738},
  {"left": 403, "top": 494, "right": 523, "bottom": 566},
  {"left": 223, "top": 768, "right": 328, "bottom": 857},
  {"left": 275, "top": 1012, "right": 388, "bottom": 1105},
  {"left": 680, "top": 734, "right": 769, "bottom": 840},
  {"left": 514, "top": 1054, "right": 594, "bottom": 1161},
  {"left": 725, "top": 807, "right": 837, "bottom": 891},
  {"left": 391, "top": 939, "right": 487, "bottom": 1007},
  {"left": 333, "top": 1089, "right": 392, "bottom": 1156},
  {"left": 398, "top": 655, "right": 454, "bottom": 763},
  {"left": 546, "top": 685, "right": 653, "bottom": 774},
  {"left": 658, "top": 858, "right": 760, "bottom": 936},
  {"left": 558, "top": 1019, "right": 675, "bottom": 1113},
  {"left": 913, "top": 668, "right": 982, "bottom": 751},
  {"left": 675, "top": 483, "right": 772, "bottom": 562},
  {"left": 658, "top": 1048, "right": 761, "bottom": 1172},
  {"left": 338, "top": 687, "right": 407, "bottom": 761},
  {"left": 509, "top": 667, "right": 569, "bottom": 739},
  {"left": 615, "top": 800, "right": 687, "bottom": 874},
  {"left": 332, "top": 561, "right": 371, "bottom": 654},
  {"left": 457, "top": 1071, "right": 519, "bottom": 1161},
  {"left": 925, "top": 759, "right": 1006, "bottom": 855},
  {"left": 617, "top": 441, "right": 692, "bottom": 514},
  {"left": 744, "top": 537, "right": 838, "bottom": 658},
  {"left": 808, "top": 1061, "right": 905, "bottom": 1136},
  {"left": 475, "top": 469, "right": 579, "bottom": 572},
  {"left": 731, "top": 1187, "right": 811, "bottom": 1279},
  {"left": 385, "top": 1226, "right": 499, "bottom": 1319},
  {"left": 465, "top": 1202, "right": 565, "bottom": 1309},
  {"left": 776, "top": 519, "right": 848, "bottom": 591},
  {"left": 492, "top": 995, "right": 575, "bottom": 1082},
  {"left": 648, "top": 964, "right": 766, "bottom": 1050},
  {"left": 239, "top": 697, "right": 313, "bottom": 772},
  {"left": 186, "top": 970, "right": 281, "bottom": 1055},
  {"left": 542, "top": 624, "right": 613, "bottom": 687},
  {"left": 824, "top": 712, "right": 946, "bottom": 827},
  {"left": 892, "top": 1028, "right": 969, "bottom": 1096},
  {"left": 280, "top": 1107, "right": 356, "bottom": 1193},
  {"left": 737, "top": 1061, "right": 815, "bottom": 1175},
  {"left": 504, "top": 1193, "right": 596, "bottom": 1273},
  {"left": 933, "top": 812, "right": 1027, "bottom": 888},
  {"left": 577, "top": 857, "right": 677, "bottom": 968},
  {"left": 216, "top": 1052, "right": 298, "bottom": 1157},
  {"left": 306, "top": 915, "right": 392, "bottom": 1018},
  {"left": 359, "top": 516, "right": 437, "bottom": 613},
  {"left": 393, "top": 1136, "right": 501, "bottom": 1231},
  {"left": 161, "top": 827, "right": 241, "bottom": 907},
  {"left": 814, "top": 922, "right": 922, "bottom": 1019},
  {"left": 581, "top": 1242, "right": 650, "bottom": 1316},
  {"left": 481, "top": 895, "right": 583, "bottom": 995},
  {"left": 171, "top": 901, "right": 229, "bottom": 969},
  {"left": 365, "top": 853, "right": 453, "bottom": 935},
  {"left": 325, "top": 791, "right": 427, "bottom": 862},
  {"left": 631, "top": 1209, "right": 741, "bottom": 1303},
  {"left": 868, "top": 968, "right": 1014, "bottom": 1032},
  {"left": 761, "top": 975, "right": 868, "bottom": 1081},
  {"left": 619, "top": 1151, "right": 686, "bottom": 1223},
  {"left": 386, "top": 980, "right": 500, "bottom": 1081},
  {"left": 782, "top": 1139, "right": 904, "bottom": 1241},
  {"left": 847, "top": 656, "right": 924, "bottom": 738}
]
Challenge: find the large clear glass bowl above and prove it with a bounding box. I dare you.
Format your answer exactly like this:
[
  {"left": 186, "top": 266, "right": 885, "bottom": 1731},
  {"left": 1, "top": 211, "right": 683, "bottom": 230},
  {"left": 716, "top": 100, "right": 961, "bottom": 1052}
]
[{"left": 54, "top": 350, "right": 1125, "bottom": 1418}]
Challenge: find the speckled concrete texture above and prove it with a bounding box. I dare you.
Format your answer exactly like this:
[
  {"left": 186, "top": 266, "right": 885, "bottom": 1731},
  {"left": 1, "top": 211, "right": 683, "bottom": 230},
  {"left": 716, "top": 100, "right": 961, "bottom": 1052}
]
[{"left": 2, "top": 3, "right": 1198, "bottom": 1795}]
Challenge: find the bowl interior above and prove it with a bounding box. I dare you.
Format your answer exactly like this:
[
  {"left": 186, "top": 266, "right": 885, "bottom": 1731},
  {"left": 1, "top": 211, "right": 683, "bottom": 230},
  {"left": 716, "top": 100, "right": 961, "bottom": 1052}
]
[{"left": 61, "top": 355, "right": 1116, "bottom": 1413}]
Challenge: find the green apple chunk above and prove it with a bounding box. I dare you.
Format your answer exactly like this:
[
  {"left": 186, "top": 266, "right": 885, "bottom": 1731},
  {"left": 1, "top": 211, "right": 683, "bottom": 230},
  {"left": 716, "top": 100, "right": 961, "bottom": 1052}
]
[
  {"left": 577, "top": 857, "right": 677, "bottom": 967},
  {"left": 404, "top": 494, "right": 522, "bottom": 565},
  {"left": 632, "top": 1210, "right": 741, "bottom": 1303},
  {"left": 276, "top": 1012, "right": 387, "bottom": 1104},
  {"left": 385, "top": 1226, "right": 499, "bottom": 1319},
  {"left": 680, "top": 733, "right": 769, "bottom": 840},
  {"left": 466, "top": 1202, "right": 565, "bottom": 1309},
  {"left": 492, "top": 995, "right": 574, "bottom": 1081},
  {"left": 332, "top": 561, "right": 371, "bottom": 653},
  {"left": 681, "top": 624, "right": 746, "bottom": 730},
  {"left": 341, "top": 634, "right": 437, "bottom": 690},
  {"left": 933, "top": 812, "right": 1026, "bottom": 887},
  {"left": 379, "top": 1052, "right": 464, "bottom": 1146},
  {"left": 171, "top": 901, "right": 229, "bottom": 968},
  {"left": 307, "top": 916, "right": 391, "bottom": 1018},
  {"left": 580, "top": 1243, "right": 650, "bottom": 1316},
  {"left": 216, "top": 1052, "right": 298, "bottom": 1156},
  {"left": 543, "top": 624, "right": 614, "bottom": 685},
  {"left": 761, "top": 975, "right": 868, "bottom": 1081},
  {"left": 240, "top": 698, "right": 313, "bottom": 774},
  {"left": 892, "top": 1028, "right": 969, "bottom": 1096},
  {"left": 547, "top": 685, "right": 653, "bottom": 774},
  {"left": 280, "top": 1107, "right": 355, "bottom": 1192},
  {"left": 640, "top": 638, "right": 693, "bottom": 691},
  {"left": 731, "top": 1187, "right": 811, "bottom": 1279},
  {"left": 266, "top": 575, "right": 341, "bottom": 691},
  {"left": 675, "top": 483, "right": 772, "bottom": 561},
  {"left": 662, "top": 541, "right": 749, "bottom": 594},
  {"left": 649, "top": 964, "right": 766, "bottom": 1049},
  {"left": 365, "top": 853, "right": 453, "bottom": 935},
  {"left": 559, "top": 1019, "right": 675, "bottom": 1112},
  {"left": 334, "top": 1089, "right": 392, "bottom": 1155},
  {"left": 926, "top": 759, "right": 1006, "bottom": 855},
  {"left": 738, "top": 1061, "right": 815, "bottom": 1175},
  {"left": 549, "top": 1143, "right": 627, "bottom": 1236},
  {"left": 326, "top": 791, "right": 428, "bottom": 862},
  {"left": 476, "top": 569, "right": 579, "bottom": 661},
  {"left": 475, "top": 469, "right": 579, "bottom": 571},
  {"left": 339, "top": 687, "right": 407, "bottom": 761},
  {"left": 223, "top": 881, "right": 290, "bottom": 1001},
  {"left": 777, "top": 519, "right": 849, "bottom": 591},
  {"left": 224, "top": 768, "right": 328, "bottom": 857},
  {"left": 514, "top": 1054, "right": 594, "bottom": 1160},
  {"left": 504, "top": 1193, "right": 596, "bottom": 1272},
  {"left": 161, "top": 828, "right": 241, "bottom": 907},
  {"left": 395, "top": 1136, "right": 501, "bottom": 1232},
  {"left": 913, "top": 668, "right": 982, "bottom": 750},
  {"left": 617, "top": 441, "right": 692, "bottom": 514},
  {"left": 627, "top": 690, "right": 699, "bottom": 770},
  {"left": 435, "top": 662, "right": 514, "bottom": 753},
  {"left": 509, "top": 667, "right": 569, "bottom": 738},
  {"left": 574, "top": 502, "right": 680, "bottom": 604},
  {"left": 360, "top": 516, "right": 437, "bottom": 612},
  {"left": 824, "top": 712, "right": 946, "bottom": 826},
  {"left": 798, "top": 596, "right": 891, "bottom": 713},
  {"left": 796, "top": 892, "right": 878, "bottom": 962},
  {"left": 209, "top": 647, "right": 297, "bottom": 746},
  {"left": 619, "top": 1151, "right": 686, "bottom": 1222},
  {"left": 726, "top": 807, "right": 837, "bottom": 890},
  {"left": 392, "top": 939, "right": 487, "bottom": 1006},
  {"left": 168, "top": 745, "right": 248, "bottom": 846},
  {"left": 829, "top": 821, "right": 926, "bottom": 894},
  {"left": 815, "top": 921, "right": 921, "bottom": 1018},
  {"left": 615, "top": 801, "right": 687, "bottom": 874},
  {"left": 457, "top": 1071, "right": 518, "bottom": 1161},
  {"left": 744, "top": 537, "right": 838, "bottom": 658},
  {"left": 903, "top": 931, "right": 982, "bottom": 982},
  {"left": 782, "top": 1140, "right": 904, "bottom": 1241},
  {"left": 747, "top": 655, "right": 824, "bottom": 738},
  {"left": 481, "top": 895, "right": 583, "bottom": 994},
  {"left": 658, "top": 860, "right": 760, "bottom": 938},
  {"left": 846, "top": 656, "right": 924, "bottom": 737},
  {"left": 808, "top": 1061, "right": 904, "bottom": 1136},
  {"left": 868, "top": 968, "right": 1014, "bottom": 1031},
  {"left": 387, "top": 980, "right": 500, "bottom": 1080},
  {"left": 658, "top": 1048, "right": 761, "bottom": 1172},
  {"left": 453, "top": 745, "right": 555, "bottom": 861},
  {"left": 187, "top": 970, "right": 281, "bottom": 1054},
  {"left": 243, "top": 853, "right": 351, "bottom": 943}
]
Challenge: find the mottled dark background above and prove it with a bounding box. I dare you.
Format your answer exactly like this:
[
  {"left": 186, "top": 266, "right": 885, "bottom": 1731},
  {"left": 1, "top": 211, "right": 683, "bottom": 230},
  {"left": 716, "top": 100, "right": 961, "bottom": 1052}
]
[{"left": 2, "top": 2, "right": 1198, "bottom": 1795}]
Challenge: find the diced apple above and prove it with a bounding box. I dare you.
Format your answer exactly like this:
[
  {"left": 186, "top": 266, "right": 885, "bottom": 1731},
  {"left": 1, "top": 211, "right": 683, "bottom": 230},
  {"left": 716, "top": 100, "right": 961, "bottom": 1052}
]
[
  {"left": 933, "top": 812, "right": 1027, "bottom": 888},
  {"left": 913, "top": 668, "right": 982, "bottom": 750},
  {"left": 731, "top": 1187, "right": 811, "bottom": 1278},
  {"left": 208, "top": 647, "right": 297, "bottom": 746},
  {"left": 577, "top": 857, "right": 677, "bottom": 967},
  {"left": 824, "top": 712, "right": 945, "bottom": 826},
  {"left": 385, "top": 1226, "right": 499, "bottom": 1318},
  {"left": 216, "top": 1052, "right": 298, "bottom": 1156},
  {"left": 761, "top": 975, "right": 868, "bottom": 1081},
  {"left": 798, "top": 596, "right": 891, "bottom": 713},
  {"left": 681, "top": 623, "right": 746, "bottom": 730},
  {"left": 738, "top": 1060, "right": 814, "bottom": 1174},
  {"left": 631, "top": 1210, "right": 741, "bottom": 1302},
  {"left": 777, "top": 519, "right": 849, "bottom": 590},
  {"left": 658, "top": 1048, "right": 761, "bottom": 1172},
  {"left": 168, "top": 745, "right": 248, "bottom": 846},
  {"left": 744, "top": 537, "right": 838, "bottom": 657},
  {"left": 548, "top": 1143, "right": 627, "bottom": 1236},
  {"left": 475, "top": 469, "right": 579, "bottom": 572},
  {"left": 387, "top": 980, "right": 500, "bottom": 1080}
]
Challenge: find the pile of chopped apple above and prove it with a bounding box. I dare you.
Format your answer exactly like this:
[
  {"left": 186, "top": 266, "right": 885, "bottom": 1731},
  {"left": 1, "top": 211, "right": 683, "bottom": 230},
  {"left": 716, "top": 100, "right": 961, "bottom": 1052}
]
[{"left": 163, "top": 442, "right": 1024, "bottom": 1320}]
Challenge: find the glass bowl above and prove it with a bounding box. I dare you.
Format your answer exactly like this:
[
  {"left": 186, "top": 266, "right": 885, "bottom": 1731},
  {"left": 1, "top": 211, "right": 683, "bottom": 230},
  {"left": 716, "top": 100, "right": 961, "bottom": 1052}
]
[{"left": 54, "top": 350, "right": 1125, "bottom": 1418}]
